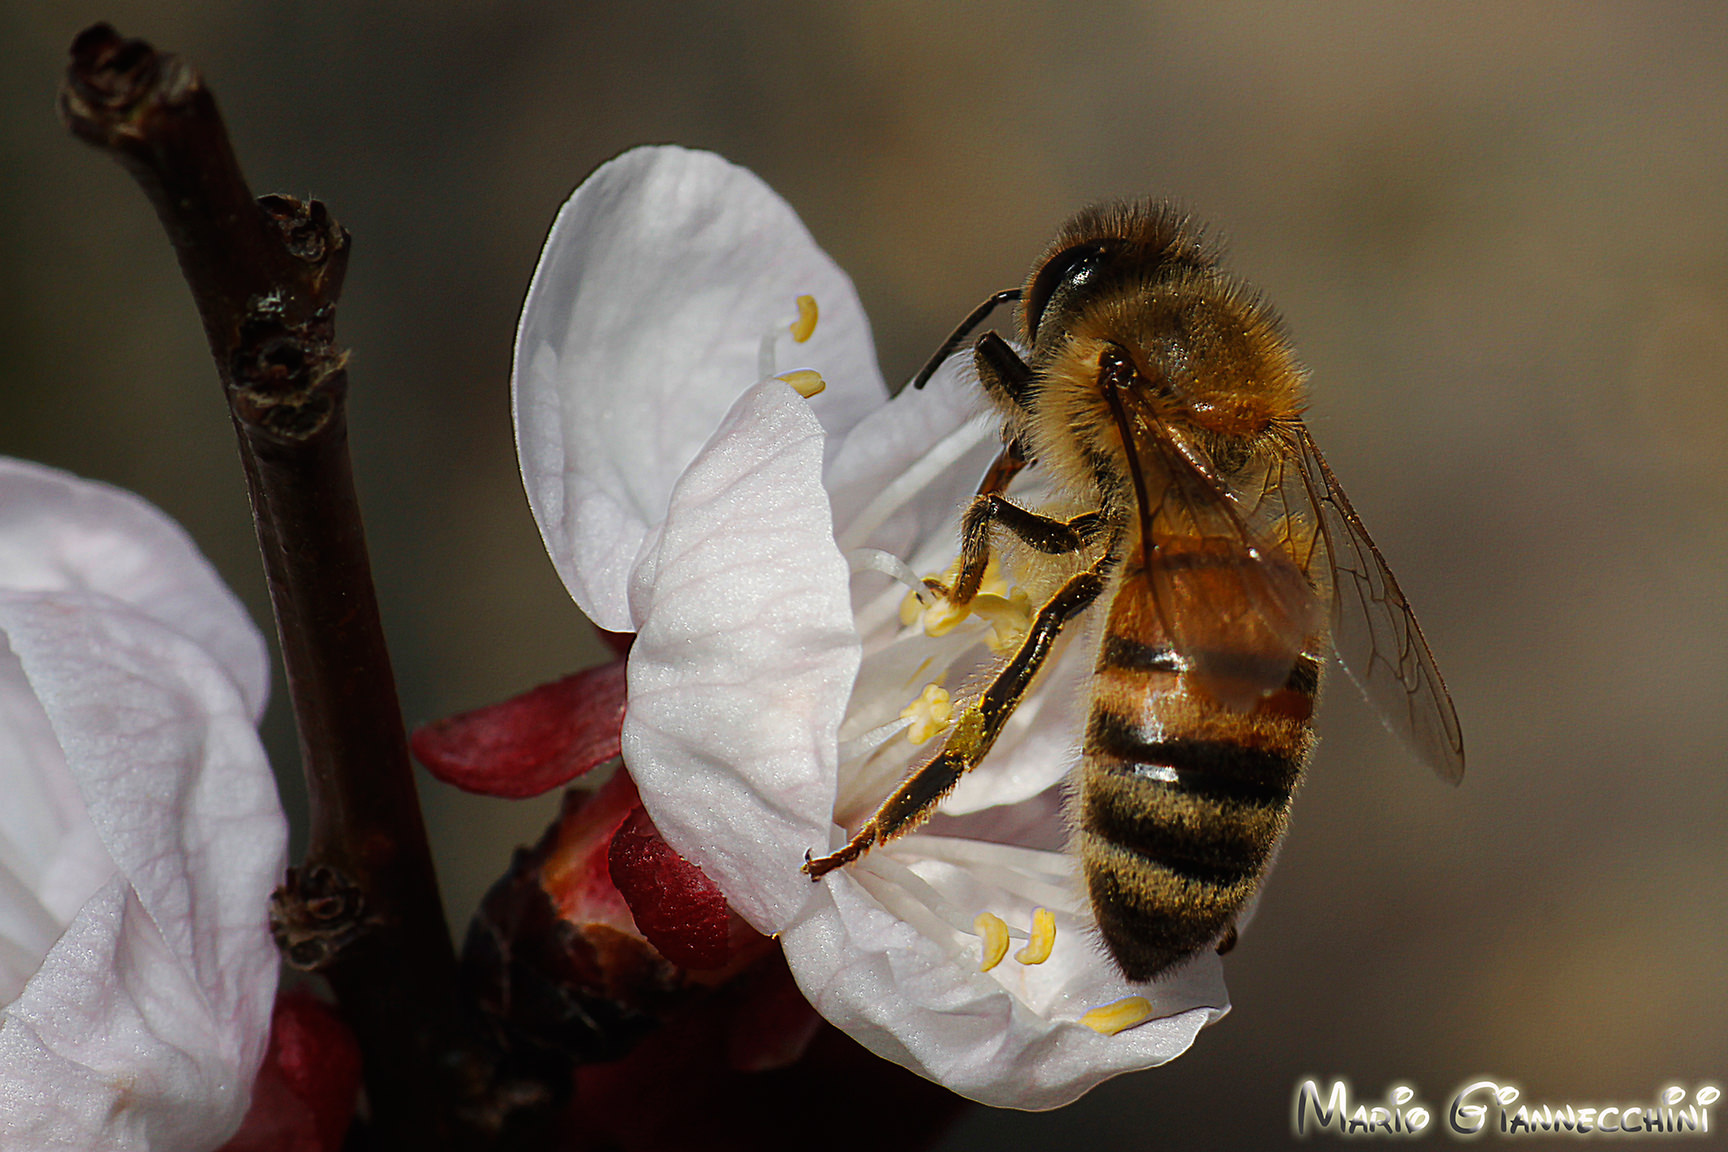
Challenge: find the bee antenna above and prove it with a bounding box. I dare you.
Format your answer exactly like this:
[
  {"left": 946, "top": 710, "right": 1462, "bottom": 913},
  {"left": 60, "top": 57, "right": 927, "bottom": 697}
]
[{"left": 910, "top": 288, "right": 1022, "bottom": 390}]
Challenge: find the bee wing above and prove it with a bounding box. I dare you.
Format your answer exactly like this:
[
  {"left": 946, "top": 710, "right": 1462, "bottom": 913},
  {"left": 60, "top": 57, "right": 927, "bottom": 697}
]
[
  {"left": 1284, "top": 425, "right": 1466, "bottom": 783},
  {"left": 1129, "top": 414, "right": 1328, "bottom": 710}
]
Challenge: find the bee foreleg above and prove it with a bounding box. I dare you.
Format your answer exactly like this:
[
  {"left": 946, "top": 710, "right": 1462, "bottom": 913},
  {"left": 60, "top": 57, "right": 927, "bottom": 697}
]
[
  {"left": 973, "top": 331, "right": 1036, "bottom": 411},
  {"left": 806, "top": 561, "right": 1110, "bottom": 880},
  {"left": 941, "top": 494, "right": 1107, "bottom": 604}
]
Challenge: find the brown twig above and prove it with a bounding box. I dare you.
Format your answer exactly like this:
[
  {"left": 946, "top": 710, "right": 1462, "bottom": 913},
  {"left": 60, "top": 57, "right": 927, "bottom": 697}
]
[{"left": 60, "top": 24, "right": 551, "bottom": 1148}]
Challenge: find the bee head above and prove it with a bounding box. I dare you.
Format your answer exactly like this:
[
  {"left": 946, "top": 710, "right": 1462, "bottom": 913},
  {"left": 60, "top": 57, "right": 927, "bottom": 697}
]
[{"left": 1022, "top": 201, "right": 1212, "bottom": 352}]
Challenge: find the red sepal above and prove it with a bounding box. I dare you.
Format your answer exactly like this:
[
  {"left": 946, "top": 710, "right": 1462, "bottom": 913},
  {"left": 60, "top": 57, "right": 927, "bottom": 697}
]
[
  {"left": 723, "top": 956, "right": 825, "bottom": 1073},
  {"left": 607, "top": 806, "right": 732, "bottom": 970},
  {"left": 411, "top": 659, "right": 626, "bottom": 798},
  {"left": 217, "top": 987, "right": 361, "bottom": 1152},
  {"left": 561, "top": 952, "right": 965, "bottom": 1152}
]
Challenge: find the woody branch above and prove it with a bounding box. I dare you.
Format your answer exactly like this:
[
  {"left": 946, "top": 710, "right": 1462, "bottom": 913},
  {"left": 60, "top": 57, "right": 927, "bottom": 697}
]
[{"left": 58, "top": 23, "right": 552, "bottom": 1149}]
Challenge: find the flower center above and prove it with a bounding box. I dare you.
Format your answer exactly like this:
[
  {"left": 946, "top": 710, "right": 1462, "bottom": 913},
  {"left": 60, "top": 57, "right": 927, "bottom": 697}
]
[{"left": 760, "top": 293, "right": 821, "bottom": 380}]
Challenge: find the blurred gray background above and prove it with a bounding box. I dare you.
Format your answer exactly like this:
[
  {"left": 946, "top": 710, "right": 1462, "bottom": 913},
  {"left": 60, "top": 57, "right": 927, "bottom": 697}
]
[{"left": 5, "top": 2, "right": 1726, "bottom": 1146}]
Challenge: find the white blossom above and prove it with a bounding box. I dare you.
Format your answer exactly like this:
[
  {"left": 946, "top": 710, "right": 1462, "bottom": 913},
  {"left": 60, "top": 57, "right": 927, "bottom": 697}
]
[
  {"left": 0, "top": 458, "right": 284, "bottom": 1150},
  {"left": 514, "top": 145, "right": 1227, "bottom": 1110}
]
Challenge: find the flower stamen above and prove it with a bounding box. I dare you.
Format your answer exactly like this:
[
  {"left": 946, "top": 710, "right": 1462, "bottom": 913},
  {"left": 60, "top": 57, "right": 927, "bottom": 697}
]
[
  {"left": 789, "top": 294, "right": 819, "bottom": 342},
  {"left": 777, "top": 369, "right": 826, "bottom": 398},
  {"left": 1081, "top": 996, "right": 1155, "bottom": 1036},
  {"left": 899, "top": 683, "right": 953, "bottom": 744},
  {"left": 837, "top": 716, "right": 914, "bottom": 765},
  {"left": 970, "top": 589, "right": 1033, "bottom": 652},
  {"left": 974, "top": 912, "right": 1011, "bottom": 972},
  {"left": 759, "top": 294, "right": 821, "bottom": 378},
  {"left": 1013, "top": 907, "right": 1056, "bottom": 965},
  {"left": 902, "top": 554, "right": 1021, "bottom": 638},
  {"left": 852, "top": 548, "right": 935, "bottom": 605},
  {"left": 835, "top": 414, "right": 995, "bottom": 552}
]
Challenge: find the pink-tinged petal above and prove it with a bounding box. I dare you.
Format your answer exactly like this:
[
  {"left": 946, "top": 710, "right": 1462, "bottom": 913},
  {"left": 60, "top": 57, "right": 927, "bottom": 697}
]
[
  {"left": 515, "top": 145, "right": 887, "bottom": 631},
  {"left": 0, "top": 458, "right": 267, "bottom": 719},
  {"left": 0, "top": 641, "right": 107, "bottom": 989},
  {"left": 606, "top": 806, "right": 731, "bottom": 971},
  {"left": 780, "top": 838, "right": 1228, "bottom": 1111},
  {"left": 0, "top": 593, "right": 283, "bottom": 1150},
  {"left": 217, "top": 989, "right": 361, "bottom": 1152},
  {"left": 411, "top": 660, "right": 627, "bottom": 798},
  {"left": 624, "top": 380, "right": 855, "bottom": 934}
]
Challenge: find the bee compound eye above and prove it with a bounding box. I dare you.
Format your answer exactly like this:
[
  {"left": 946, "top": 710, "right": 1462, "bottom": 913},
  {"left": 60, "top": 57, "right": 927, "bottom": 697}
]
[{"left": 1027, "top": 241, "right": 1113, "bottom": 341}]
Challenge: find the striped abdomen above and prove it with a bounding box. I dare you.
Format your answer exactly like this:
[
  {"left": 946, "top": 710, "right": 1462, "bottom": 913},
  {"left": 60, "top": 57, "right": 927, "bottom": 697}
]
[{"left": 1076, "top": 559, "right": 1323, "bottom": 982}]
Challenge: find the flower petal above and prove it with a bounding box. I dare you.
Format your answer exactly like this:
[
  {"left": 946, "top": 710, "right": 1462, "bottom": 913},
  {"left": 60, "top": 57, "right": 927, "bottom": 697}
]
[
  {"left": 515, "top": 145, "right": 886, "bottom": 630},
  {"left": 780, "top": 835, "right": 1228, "bottom": 1111},
  {"left": 0, "top": 592, "right": 284, "bottom": 1150},
  {"left": 0, "top": 646, "right": 110, "bottom": 1004},
  {"left": 824, "top": 362, "right": 1101, "bottom": 816},
  {"left": 623, "top": 380, "right": 856, "bottom": 934},
  {"left": 826, "top": 354, "right": 996, "bottom": 566},
  {"left": 0, "top": 458, "right": 268, "bottom": 719}
]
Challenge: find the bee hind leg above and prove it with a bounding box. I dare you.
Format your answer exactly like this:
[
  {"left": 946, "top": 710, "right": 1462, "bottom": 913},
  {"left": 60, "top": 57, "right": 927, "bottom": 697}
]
[{"left": 806, "top": 557, "right": 1113, "bottom": 880}]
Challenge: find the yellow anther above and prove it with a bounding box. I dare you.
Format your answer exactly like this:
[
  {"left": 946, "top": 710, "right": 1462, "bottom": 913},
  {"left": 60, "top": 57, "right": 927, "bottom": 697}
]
[
  {"left": 976, "top": 556, "right": 1012, "bottom": 601},
  {"left": 975, "top": 912, "right": 1010, "bottom": 972},
  {"left": 1013, "top": 907, "right": 1056, "bottom": 965},
  {"left": 1080, "top": 996, "right": 1155, "bottom": 1036},
  {"left": 921, "top": 595, "right": 970, "bottom": 637},
  {"left": 777, "top": 370, "right": 826, "bottom": 398},
  {"left": 789, "top": 295, "right": 819, "bottom": 343},
  {"left": 971, "top": 590, "right": 1033, "bottom": 653},
  {"left": 903, "top": 554, "right": 1027, "bottom": 640},
  {"left": 900, "top": 683, "right": 953, "bottom": 744}
]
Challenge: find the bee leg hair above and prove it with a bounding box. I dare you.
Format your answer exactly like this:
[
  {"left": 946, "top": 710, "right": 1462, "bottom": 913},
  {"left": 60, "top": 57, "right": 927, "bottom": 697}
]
[{"left": 806, "top": 553, "right": 1113, "bottom": 879}]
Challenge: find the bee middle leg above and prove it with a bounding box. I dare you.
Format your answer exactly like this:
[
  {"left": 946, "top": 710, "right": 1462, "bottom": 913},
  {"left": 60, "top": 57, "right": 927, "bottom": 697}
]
[
  {"left": 939, "top": 495, "right": 1108, "bottom": 605},
  {"left": 805, "top": 555, "right": 1113, "bottom": 879}
]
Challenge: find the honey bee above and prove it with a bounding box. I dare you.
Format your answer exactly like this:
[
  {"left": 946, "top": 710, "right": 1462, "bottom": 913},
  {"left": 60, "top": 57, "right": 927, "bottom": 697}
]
[{"left": 805, "top": 202, "right": 1464, "bottom": 982}]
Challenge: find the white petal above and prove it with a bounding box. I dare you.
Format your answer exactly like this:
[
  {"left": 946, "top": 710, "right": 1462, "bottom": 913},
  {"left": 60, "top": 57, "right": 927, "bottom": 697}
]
[
  {"left": 0, "top": 459, "right": 268, "bottom": 720},
  {"left": 515, "top": 145, "right": 887, "bottom": 631},
  {"left": 0, "top": 639, "right": 109, "bottom": 1003},
  {"left": 0, "top": 594, "right": 284, "bottom": 1150},
  {"left": 827, "top": 355, "right": 995, "bottom": 564},
  {"left": 781, "top": 834, "right": 1228, "bottom": 1110},
  {"left": 623, "top": 380, "right": 857, "bottom": 933}
]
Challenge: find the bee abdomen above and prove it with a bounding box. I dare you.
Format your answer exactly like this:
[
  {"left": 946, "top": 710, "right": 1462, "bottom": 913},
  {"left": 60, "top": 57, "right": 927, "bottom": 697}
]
[{"left": 1077, "top": 662, "right": 1315, "bottom": 982}]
